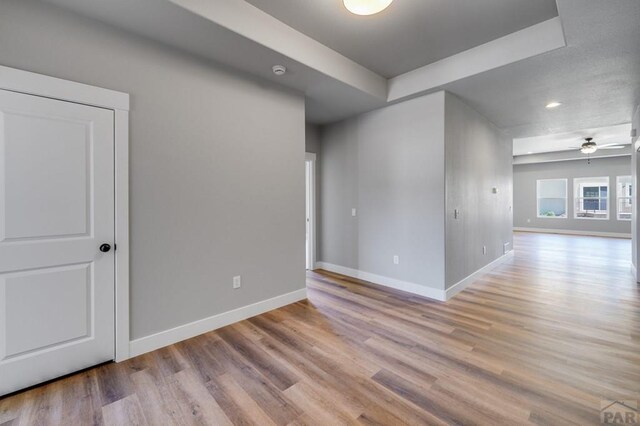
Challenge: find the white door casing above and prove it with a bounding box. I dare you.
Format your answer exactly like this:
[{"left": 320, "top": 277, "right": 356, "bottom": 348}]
[
  {"left": 0, "top": 64, "right": 130, "bottom": 384},
  {"left": 0, "top": 90, "right": 115, "bottom": 395},
  {"left": 305, "top": 153, "right": 316, "bottom": 271}
]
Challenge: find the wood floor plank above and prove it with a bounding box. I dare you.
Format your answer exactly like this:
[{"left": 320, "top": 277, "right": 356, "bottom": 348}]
[
  {"left": 217, "top": 326, "right": 299, "bottom": 391},
  {"left": 129, "top": 368, "right": 184, "bottom": 426},
  {"left": 95, "top": 362, "right": 134, "bottom": 406},
  {"left": 1, "top": 232, "right": 638, "bottom": 425},
  {"left": 164, "top": 369, "right": 232, "bottom": 426},
  {"left": 101, "top": 394, "right": 148, "bottom": 426},
  {"left": 203, "top": 339, "right": 302, "bottom": 425},
  {"left": 59, "top": 371, "right": 104, "bottom": 426},
  {"left": 206, "top": 373, "right": 277, "bottom": 426},
  {"left": 283, "top": 381, "right": 360, "bottom": 426}
]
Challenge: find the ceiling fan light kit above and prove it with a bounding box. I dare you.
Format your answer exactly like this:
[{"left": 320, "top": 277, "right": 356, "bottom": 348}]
[{"left": 580, "top": 138, "right": 598, "bottom": 154}]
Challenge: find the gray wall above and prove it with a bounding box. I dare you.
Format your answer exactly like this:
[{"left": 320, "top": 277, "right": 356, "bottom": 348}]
[
  {"left": 305, "top": 123, "right": 321, "bottom": 259},
  {"left": 0, "top": 0, "right": 306, "bottom": 340},
  {"left": 513, "top": 156, "right": 632, "bottom": 235},
  {"left": 444, "top": 93, "right": 513, "bottom": 289},
  {"left": 305, "top": 123, "right": 321, "bottom": 154},
  {"left": 319, "top": 92, "right": 446, "bottom": 290},
  {"left": 631, "top": 105, "right": 640, "bottom": 270}
]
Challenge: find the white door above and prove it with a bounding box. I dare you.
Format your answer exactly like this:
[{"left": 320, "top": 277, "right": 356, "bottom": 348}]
[
  {"left": 0, "top": 90, "right": 115, "bottom": 396},
  {"left": 305, "top": 160, "right": 311, "bottom": 270},
  {"left": 304, "top": 154, "right": 315, "bottom": 271}
]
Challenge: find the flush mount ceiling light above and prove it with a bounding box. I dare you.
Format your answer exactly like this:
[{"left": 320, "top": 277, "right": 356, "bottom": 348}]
[
  {"left": 545, "top": 101, "right": 562, "bottom": 109},
  {"left": 343, "top": 0, "right": 394, "bottom": 15}
]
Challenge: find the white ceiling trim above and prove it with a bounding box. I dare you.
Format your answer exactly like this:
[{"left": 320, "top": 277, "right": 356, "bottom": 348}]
[
  {"left": 387, "top": 17, "right": 566, "bottom": 102},
  {"left": 513, "top": 146, "right": 632, "bottom": 165},
  {"left": 168, "top": 0, "right": 567, "bottom": 107},
  {"left": 513, "top": 123, "right": 632, "bottom": 156},
  {"left": 168, "top": 0, "right": 388, "bottom": 100}
]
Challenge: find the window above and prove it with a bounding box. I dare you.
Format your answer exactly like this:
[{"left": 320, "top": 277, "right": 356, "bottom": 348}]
[
  {"left": 537, "top": 179, "right": 567, "bottom": 218},
  {"left": 617, "top": 176, "right": 632, "bottom": 221},
  {"left": 574, "top": 177, "right": 609, "bottom": 219}
]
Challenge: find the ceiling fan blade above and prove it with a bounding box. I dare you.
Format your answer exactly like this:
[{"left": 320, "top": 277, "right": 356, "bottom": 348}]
[
  {"left": 598, "top": 145, "right": 626, "bottom": 149},
  {"left": 568, "top": 146, "right": 582, "bottom": 149},
  {"left": 599, "top": 143, "right": 626, "bottom": 147}
]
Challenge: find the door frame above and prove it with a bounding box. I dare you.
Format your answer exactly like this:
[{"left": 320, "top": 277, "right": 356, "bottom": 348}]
[
  {"left": 0, "top": 65, "right": 131, "bottom": 362},
  {"left": 305, "top": 152, "right": 317, "bottom": 270}
]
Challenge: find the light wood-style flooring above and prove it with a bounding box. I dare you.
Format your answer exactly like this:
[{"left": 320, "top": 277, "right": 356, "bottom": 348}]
[{"left": 1, "top": 232, "right": 639, "bottom": 425}]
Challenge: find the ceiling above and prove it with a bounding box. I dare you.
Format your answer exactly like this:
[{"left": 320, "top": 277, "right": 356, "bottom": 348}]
[
  {"left": 39, "top": 0, "right": 640, "bottom": 145},
  {"left": 244, "top": 0, "right": 558, "bottom": 78},
  {"left": 512, "top": 123, "right": 632, "bottom": 156},
  {"left": 40, "top": 0, "right": 388, "bottom": 124},
  {"left": 442, "top": 0, "right": 640, "bottom": 139}
]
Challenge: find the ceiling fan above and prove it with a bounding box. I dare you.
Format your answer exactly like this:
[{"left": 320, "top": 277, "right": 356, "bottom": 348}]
[
  {"left": 569, "top": 137, "right": 626, "bottom": 163},
  {"left": 570, "top": 137, "right": 626, "bottom": 154}
]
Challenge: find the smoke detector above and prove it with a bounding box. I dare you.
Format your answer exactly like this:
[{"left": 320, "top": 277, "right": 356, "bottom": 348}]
[{"left": 272, "top": 65, "right": 287, "bottom": 76}]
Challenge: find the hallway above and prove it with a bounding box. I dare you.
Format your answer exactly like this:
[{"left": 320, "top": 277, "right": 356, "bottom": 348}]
[{"left": 1, "top": 232, "right": 638, "bottom": 425}]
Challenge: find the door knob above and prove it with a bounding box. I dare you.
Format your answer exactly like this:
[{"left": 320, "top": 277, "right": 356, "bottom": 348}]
[{"left": 99, "top": 243, "right": 112, "bottom": 253}]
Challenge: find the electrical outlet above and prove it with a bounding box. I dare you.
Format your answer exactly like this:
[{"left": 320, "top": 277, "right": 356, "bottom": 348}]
[
  {"left": 233, "top": 275, "right": 241, "bottom": 289},
  {"left": 393, "top": 255, "right": 400, "bottom": 265},
  {"left": 527, "top": 218, "right": 531, "bottom": 223},
  {"left": 352, "top": 208, "right": 357, "bottom": 217},
  {"left": 482, "top": 246, "right": 487, "bottom": 255},
  {"left": 454, "top": 209, "right": 460, "bottom": 219}
]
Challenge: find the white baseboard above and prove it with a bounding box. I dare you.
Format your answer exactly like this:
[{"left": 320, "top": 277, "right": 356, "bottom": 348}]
[
  {"left": 513, "top": 227, "right": 631, "bottom": 239},
  {"left": 445, "top": 250, "right": 514, "bottom": 299},
  {"left": 315, "top": 262, "right": 447, "bottom": 301},
  {"left": 317, "top": 252, "right": 515, "bottom": 302},
  {"left": 129, "top": 288, "right": 307, "bottom": 358}
]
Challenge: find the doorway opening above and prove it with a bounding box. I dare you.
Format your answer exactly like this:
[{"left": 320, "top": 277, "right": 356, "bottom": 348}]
[{"left": 305, "top": 153, "right": 316, "bottom": 270}]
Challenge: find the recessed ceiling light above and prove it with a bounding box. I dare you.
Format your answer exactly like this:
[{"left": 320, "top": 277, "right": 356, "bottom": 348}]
[
  {"left": 527, "top": 151, "right": 534, "bottom": 154},
  {"left": 343, "top": 0, "right": 394, "bottom": 15},
  {"left": 545, "top": 102, "right": 562, "bottom": 109}
]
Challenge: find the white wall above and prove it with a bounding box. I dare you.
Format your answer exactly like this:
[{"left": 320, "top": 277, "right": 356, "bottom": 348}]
[
  {"left": 319, "top": 92, "right": 446, "bottom": 291},
  {"left": 444, "top": 93, "right": 513, "bottom": 289},
  {"left": 0, "top": 0, "right": 306, "bottom": 341}
]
